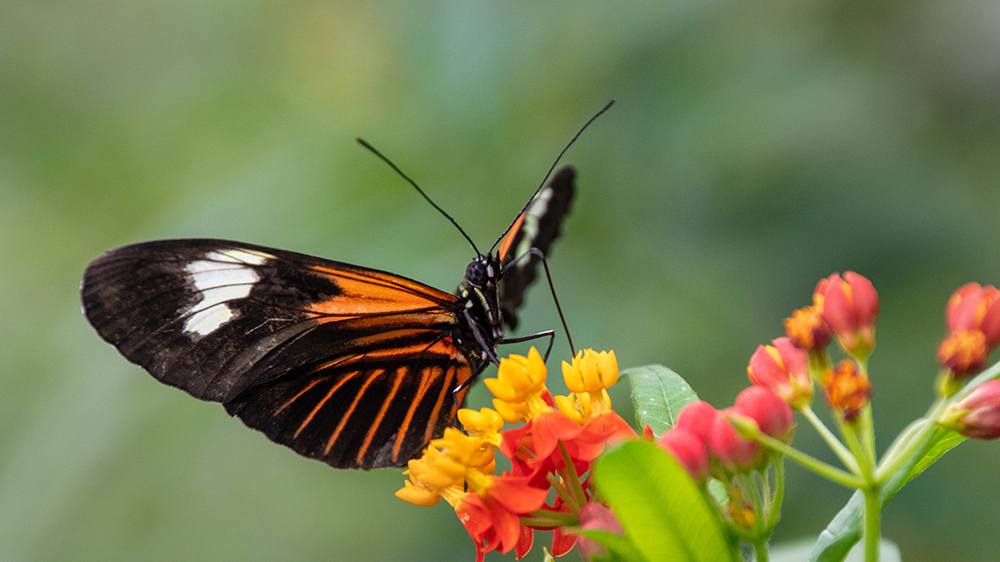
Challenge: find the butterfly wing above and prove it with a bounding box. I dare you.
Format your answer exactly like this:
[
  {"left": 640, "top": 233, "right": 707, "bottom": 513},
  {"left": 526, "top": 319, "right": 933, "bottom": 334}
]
[
  {"left": 497, "top": 165, "right": 576, "bottom": 330},
  {"left": 82, "top": 239, "right": 474, "bottom": 468}
]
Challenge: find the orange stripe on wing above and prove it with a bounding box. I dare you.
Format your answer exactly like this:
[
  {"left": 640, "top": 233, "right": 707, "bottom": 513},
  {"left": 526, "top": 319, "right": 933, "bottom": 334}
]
[
  {"left": 421, "top": 364, "right": 457, "bottom": 446},
  {"left": 293, "top": 372, "right": 361, "bottom": 439},
  {"left": 324, "top": 369, "right": 385, "bottom": 455},
  {"left": 274, "top": 354, "right": 365, "bottom": 418},
  {"left": 392, "top": 365, "right": 440, "bottom": 462},
  {"left": 274, "top": 376, "right": 329, "bottom": 418},
  {"left": 355, "top": 366, "right": 407, "bottom": 465}
]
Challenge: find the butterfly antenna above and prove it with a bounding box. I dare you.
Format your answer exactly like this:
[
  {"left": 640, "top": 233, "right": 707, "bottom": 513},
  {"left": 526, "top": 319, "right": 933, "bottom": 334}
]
[
  {"left": 357, "top": 138, "right": 481, "bottom": 256},
  {"left": 490, "top": 99, "right": 615, "bottom": 253}
]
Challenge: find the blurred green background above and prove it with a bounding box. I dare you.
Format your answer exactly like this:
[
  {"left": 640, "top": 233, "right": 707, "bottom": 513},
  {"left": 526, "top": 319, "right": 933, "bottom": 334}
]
[{"left": 2, "top": 0, "right": 999, "bottom": 560}]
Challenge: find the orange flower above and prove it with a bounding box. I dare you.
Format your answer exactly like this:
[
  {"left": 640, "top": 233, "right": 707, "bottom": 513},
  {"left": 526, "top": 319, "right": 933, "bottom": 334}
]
[
  {"left": 823, "top": 360, "right": 872, "bottom": 422},
  {"left": 784, "top": 287, "right": 831, "bottom": 351}
]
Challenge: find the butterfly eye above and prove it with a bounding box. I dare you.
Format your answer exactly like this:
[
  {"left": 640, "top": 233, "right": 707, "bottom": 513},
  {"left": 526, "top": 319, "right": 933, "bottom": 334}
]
[{"left": 465, "top": 260, "right": 489, "bottom": 287}]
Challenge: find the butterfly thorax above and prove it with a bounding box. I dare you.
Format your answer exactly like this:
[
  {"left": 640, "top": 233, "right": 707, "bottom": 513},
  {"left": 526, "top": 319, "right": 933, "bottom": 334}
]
[{"left": 453, "top": 254, "right": 504, "bottom": 364}]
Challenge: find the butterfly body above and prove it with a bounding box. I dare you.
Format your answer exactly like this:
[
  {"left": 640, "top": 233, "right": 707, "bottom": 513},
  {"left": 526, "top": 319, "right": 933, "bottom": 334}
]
[{"left": 81, "top": 166, "right": 576, "bottom": 470}]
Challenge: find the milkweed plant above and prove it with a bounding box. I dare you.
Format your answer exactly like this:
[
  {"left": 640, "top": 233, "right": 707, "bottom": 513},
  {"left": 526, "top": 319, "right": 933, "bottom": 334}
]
[{"left": 396, "top": 272, "right": 1000, "bottom": 562}]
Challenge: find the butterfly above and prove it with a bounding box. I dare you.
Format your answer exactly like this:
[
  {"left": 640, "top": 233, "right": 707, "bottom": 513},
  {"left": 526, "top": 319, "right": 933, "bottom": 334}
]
[{"left": 81, "top": 163, "right": 577, "bottom": 470}]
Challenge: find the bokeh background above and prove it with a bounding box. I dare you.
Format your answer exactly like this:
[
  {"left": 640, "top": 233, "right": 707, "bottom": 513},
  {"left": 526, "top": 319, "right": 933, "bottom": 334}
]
[{"left": 3, "top": 0, "right": 1000, "bottom": 560}]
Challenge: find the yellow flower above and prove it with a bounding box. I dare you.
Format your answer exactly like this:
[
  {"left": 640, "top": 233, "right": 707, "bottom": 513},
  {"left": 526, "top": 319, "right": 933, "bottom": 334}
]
[
  {"left": 458, "top": 407, "right": 504, "bottom": 448},
  {"left": 395, "top": 428, "right": 495, "bottom": 507},
  {"left": 556, "top": 349, "right": 619, "bottom": 423},
  {"left": 483, "top": 347, "right": 551, "bottom": 423},
  {"left": 562, "top": 349, "right": 618, "bottom": 394}
]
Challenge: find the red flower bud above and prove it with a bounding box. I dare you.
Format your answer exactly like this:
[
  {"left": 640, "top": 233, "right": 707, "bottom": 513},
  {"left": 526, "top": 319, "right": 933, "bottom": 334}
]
[
  {"left": 710, "top": 408, "right": 761, "bottom": 472},
  {"left": 823, "top": 360, "right": 872, "bottom": 422},
  {"left": 674, "top": 400, "right": 720, "bottom": 445},
  {"left": 747, "top": 337, "right": 814, "bottom": 409},
  {"left": 576, "top": 503, "right": 626, "bottom": 562},
  {"left": 657, "top": 426, "right": 710, "bottom": 482},
  {"left": 946, "top": 283, "right": 1000, "bottom": 347},
  {"left": 733, "top": 386, "right": 795, "bottom": 444},
  {"left": 820, "top": 272, "right": 879, "bottom": 358},
  {"left": 938, "top": 283, "right": 1000, "bottom": 378},
  {"left": 941, "top": 379, "right": 1000, "bottom": 439}
]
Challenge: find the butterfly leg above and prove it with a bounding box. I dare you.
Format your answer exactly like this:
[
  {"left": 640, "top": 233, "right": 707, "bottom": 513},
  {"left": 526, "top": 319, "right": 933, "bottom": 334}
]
[
  {"left": 499, "top": 330, "right": 556, "bottom": 361},
  {"left": 453, "top": 358, "right": 491, "bottom": 395},
  {"left": 463, "top": 308, "right": 501, "bottom": 366}
]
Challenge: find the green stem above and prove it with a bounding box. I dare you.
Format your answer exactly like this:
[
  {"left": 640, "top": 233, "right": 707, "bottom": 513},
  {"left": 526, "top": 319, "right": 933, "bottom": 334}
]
[
  {"left": 859, "top": 405, "right": 877, "bottom": 475},
  {"left": 875, "top": 399, "right": 949, "bottom": 483},
  {"left": 738, "top": 472, "right": 765, "bottom": 535},
  {"left": 558, "top": 441, "right": 589, "bottom": 508},
  {"left": 801, "top": 405, "right": 860, "bottom": 474},
  {"left": 765, "top": 460, "right": 785, "bottom": 532},
  {"left": 752, "top": 430, "right": 863, "bottom": 489},
  {"left": 863, "top": 484, "right": 881, "bottom": 562},
  {"left": 753, "top": 538, "right": 770, "bottom": 562},
  {"left": 520, "top": 509, "right": 578, "bottom": 527}
]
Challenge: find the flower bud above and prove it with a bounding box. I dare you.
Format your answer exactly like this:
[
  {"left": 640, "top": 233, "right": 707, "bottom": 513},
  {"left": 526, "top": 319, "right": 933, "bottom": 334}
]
[
  {"left": 710, "top": 408, "right": 761, "bottom": 472},
  {"left": 674, "top": 400, "right": 720, "bottom": 446},
  {"left": 946, "top": 283, "right": 1000, "bottom": 346},
  {"left": 747, "top": 337, "right": 814, "bottom": 409},
  {"left": 820, "top": 272, "right": 879, "bottom": 359},
  {"left": 576, "top": 503, "right": 626, "bottom": 562},
  {"left": 938, "top": 283, "right": 1000, "bottom": 378},
  {"left": 940, "top": 379, "right": 1000, "bottom": 439},
  {"left": 822, "top": 360, "right": 872, "bottom": 422},
  {"left": 657, "top": 426, "right": 710, "bottom": 482},
  {"left": 733, "top": 386, "right": 795, "bottom": 444}
]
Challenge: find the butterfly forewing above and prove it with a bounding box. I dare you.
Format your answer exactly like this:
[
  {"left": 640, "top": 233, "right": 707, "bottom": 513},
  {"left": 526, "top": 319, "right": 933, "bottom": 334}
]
[
  {"left": 82, "top": 239, "right": 473, "bottom": 468},
  {"left": 498, "top": 165, "right": 576, "bottom": 330}
]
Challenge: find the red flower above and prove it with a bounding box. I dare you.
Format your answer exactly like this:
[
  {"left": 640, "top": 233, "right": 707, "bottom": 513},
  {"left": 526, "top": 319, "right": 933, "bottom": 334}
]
[
  {"left": 819, "top": 272, "right": 879, "bottom": 358},
  {"left": 941, "top": 379, "right": 1000, "bottom": 440},
  {"left": 747, "top": 337, "right": 814, "bottom": 409},
  {"left": 657, "top": 426, "right": 710, "bottom": 482},
  {"left": 501, "top": 410, "right": 586, "bottom": 487},
  {"left": 454, "top": 474, "right": 549, "bottom": 561}
]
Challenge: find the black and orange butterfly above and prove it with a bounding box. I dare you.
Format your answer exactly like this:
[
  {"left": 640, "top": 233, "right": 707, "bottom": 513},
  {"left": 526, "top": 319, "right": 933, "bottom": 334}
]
[{"left": 81, "top": 104, "right": 610, "bottom": 470}]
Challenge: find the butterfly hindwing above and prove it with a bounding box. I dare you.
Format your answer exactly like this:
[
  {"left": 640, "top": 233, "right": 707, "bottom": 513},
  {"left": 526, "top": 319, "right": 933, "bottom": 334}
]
[
  {"left": 82, "top": 239, "right": 473, "bottom": 468},
  {"left": 498, "top": 165, "right": 576, "bottom": 330}
]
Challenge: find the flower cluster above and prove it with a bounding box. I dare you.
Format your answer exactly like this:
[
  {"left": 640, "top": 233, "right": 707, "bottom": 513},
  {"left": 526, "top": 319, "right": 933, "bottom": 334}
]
[
  {"left": 396, "top": 348, "right": 634, "bottom": 561},
  {"left": 394, "top": 271, "right": 1000, "bottom": 562}
]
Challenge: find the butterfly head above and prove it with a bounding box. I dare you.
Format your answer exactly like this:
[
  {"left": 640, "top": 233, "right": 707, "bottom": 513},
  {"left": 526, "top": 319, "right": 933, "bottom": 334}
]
[{"left": 464, "top": 254, "right": 501, "bottom": 289}]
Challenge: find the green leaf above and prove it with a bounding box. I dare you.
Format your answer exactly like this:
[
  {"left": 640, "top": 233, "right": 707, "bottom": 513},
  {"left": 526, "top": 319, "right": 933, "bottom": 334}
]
[
  {"left": 809, "top": 430, "right": 965, "bottom": 562},
  {"left": 773, "top": 537, "right": 901, "bottom": 562},
  {"left": 576, "top": 530, "right": 649, "bottom": 562},
  {"left": 625, "top": 365, "right": 699, "bottom": 436},
  {"left": 594, "top": 440, "right": 736, "bottom": 562}
]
